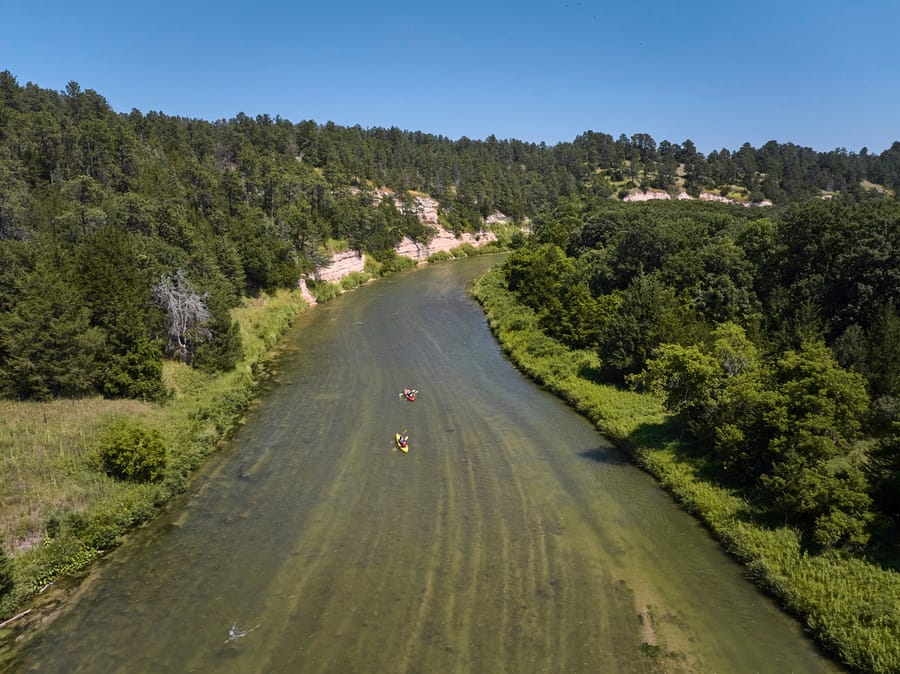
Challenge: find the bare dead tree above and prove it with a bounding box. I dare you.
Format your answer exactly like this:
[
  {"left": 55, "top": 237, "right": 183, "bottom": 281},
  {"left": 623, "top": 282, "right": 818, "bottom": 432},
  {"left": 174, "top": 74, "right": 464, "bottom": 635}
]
[{"left": 152, "top": 269, "right": 210, "bottom": 364}]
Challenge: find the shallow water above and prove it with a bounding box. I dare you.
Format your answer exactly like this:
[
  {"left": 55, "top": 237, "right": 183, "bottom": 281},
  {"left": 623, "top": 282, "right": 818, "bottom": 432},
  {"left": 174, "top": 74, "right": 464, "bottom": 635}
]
[{"left": 8, "top": 257, "right": 843, "bottom": 673}]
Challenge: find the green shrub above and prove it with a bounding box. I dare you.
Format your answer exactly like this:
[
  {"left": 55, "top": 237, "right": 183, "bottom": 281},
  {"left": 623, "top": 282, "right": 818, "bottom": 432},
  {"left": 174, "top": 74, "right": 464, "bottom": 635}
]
[
  {"left": 193, "top": 316, "right": 243, "bottom": 373},
  {"left": 98, "top": 420, "right": 169, "bottom": 482},
  {"left": 477, "top": 241, "right": 506, "bottom": 255},
  {"left": 306, "top": 279, "right": 341, "bottom": 303},
  {"left": 340, "top": 271, "right": 370, "bottom": 290},
  {"left": 508, "top": 230, "right": 527, "bottom": 248},
  {"left": 427, "top": 250, "right": 452, "bottom": 263},
  {"left": 101, "top": 338, "right": 168, "bottom": 401},
  {"left": 363, "top": 255, "right": 383, "bottom": 276},
  {"left": 376, "top": 253, "right": 418, "bottom": 275},
  {"left": 0, "top": 546, "right": 12, "bottom": 599},
  {"left": 450, "top": 242, "right": 478, "bottom": 258},
  {"left": 324, "top": 238, "right": 349, "bottom": 254}
]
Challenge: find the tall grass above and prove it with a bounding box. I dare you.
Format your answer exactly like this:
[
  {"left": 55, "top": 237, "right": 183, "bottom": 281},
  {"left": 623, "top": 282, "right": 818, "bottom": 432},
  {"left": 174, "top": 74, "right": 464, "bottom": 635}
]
[
  {"left": 0, "top": 397, "right": 161, "bottom": 551},
  {"left": 340, "top": 271, "right": 371, "bottom": 291},
  {"left": 484, "top": 220, "right": 524, "bottom": 246},
  {"left": 427, "top": 240, "right": 506, "bottom": 264},
  {"left": 323, "top": 238, "right": 350, "bottom": 254},
  {"left": 305, "top": 279, "right": 342, "bottom": 303},
  {"left": 0, "top": 288, "right": 308, "bottom": 620},
  {"left": 471, "top": 267, "right": 900, "bottom": 674}
]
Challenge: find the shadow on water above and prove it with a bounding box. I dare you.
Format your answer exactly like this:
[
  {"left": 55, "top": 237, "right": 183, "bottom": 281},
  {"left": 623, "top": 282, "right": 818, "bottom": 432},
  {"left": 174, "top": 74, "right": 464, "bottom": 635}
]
[{"left": 578, "top": 447, "right": 632, "bottom": 465}]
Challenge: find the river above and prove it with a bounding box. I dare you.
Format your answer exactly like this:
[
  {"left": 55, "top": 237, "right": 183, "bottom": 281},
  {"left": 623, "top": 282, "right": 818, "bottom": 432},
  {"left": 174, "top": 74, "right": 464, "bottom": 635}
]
[{"left": 8, "top": 256, "right": 842, "bottom": 673}]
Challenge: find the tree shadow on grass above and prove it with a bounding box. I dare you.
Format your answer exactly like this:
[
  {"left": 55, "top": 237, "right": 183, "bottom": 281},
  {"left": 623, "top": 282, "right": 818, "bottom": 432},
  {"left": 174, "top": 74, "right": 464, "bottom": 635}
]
[
  {"left": 626, "top": 417, "right": 762, "bottom": 522},
  {"left": 865, "top": 532, "right": 900, "bottom": 573},
  {"left": 577, "top": 364, "right": 626, "bottom": 389},
  {"left": 627, "top": 415, "right": 685, "bottom": 451}
]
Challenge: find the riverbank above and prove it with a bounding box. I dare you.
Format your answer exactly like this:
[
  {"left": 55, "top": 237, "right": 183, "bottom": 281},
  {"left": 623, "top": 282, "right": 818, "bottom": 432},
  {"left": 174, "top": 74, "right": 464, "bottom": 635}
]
[
  {"left": 0, "top": 228, "right": 507, "bottom": 651},
  {"left": 0, "top": 288, "right": 307, "bottom": 648},
  {"left": 470, "top": 266, "right": 900, "bottom": 674}
]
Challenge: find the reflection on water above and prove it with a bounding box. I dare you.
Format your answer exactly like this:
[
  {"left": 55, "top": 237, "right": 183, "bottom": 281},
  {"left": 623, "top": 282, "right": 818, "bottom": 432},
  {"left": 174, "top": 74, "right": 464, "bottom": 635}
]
[{"left": 8, "top": 257, "right": 843, "bottom": 673}]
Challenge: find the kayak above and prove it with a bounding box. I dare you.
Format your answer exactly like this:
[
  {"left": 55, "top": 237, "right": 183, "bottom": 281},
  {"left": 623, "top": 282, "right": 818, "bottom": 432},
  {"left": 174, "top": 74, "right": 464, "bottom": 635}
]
[
  {"left": 395, "top": 432, "right": 409, "bottom": 453},
  {"left": 401, "top": 388, "right": 417, "bottom": 401}
]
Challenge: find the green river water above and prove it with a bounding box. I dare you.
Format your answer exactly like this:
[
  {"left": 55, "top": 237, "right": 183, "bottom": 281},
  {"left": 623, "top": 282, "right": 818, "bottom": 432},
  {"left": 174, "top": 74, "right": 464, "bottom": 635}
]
[{"left": 7, "top": 256, "right": 843, "bottom": 673}]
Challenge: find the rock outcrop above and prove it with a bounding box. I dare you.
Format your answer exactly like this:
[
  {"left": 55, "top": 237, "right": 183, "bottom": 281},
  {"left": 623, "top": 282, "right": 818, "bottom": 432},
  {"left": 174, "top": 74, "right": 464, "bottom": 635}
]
[
  {"left": 300, "top": 189, "right": 501, "bottom": 305},
  {"left": 622, "top": 189, "right": 773, "bottom": 207}
]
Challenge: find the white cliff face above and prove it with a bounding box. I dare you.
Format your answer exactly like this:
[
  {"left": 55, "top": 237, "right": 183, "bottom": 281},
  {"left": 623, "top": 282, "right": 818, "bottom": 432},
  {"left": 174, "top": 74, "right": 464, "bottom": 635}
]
[
  {"left": 313, "top": 250, "right": 366, "bottom": 283},
  {"left": 395, "top": 226, "right": 496, "bottom": 262},
  {"left": 300, "top": 189, "right": 502, "bottom": 304},
  {"left": 622, "top": 190, "right": 672, "bottom": 202},
  {"left": 622, "top": 189, "right": 772, "bottom": 207}
]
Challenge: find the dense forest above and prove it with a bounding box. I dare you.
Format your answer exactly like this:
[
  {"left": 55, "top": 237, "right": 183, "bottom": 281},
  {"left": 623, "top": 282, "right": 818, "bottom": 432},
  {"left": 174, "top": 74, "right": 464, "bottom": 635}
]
[
  {"left": 1, "top": 70, "right": 899, "bottom": 619},
  {"left": 2, "top": 71, "right": 898, "bottom": 405}
]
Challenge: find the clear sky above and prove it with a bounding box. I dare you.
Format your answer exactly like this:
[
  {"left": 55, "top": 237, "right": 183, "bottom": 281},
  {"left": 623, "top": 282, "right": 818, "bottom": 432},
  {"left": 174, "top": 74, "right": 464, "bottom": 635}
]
[{"left": 2, "top": 0, "right": 898, "bottom": 154}]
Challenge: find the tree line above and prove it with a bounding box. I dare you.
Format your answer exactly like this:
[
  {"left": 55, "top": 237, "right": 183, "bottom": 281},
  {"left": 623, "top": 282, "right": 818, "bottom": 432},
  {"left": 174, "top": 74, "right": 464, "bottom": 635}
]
[
  {"left": 499, "top": 196, "right": 900, "bottom": 559},
  {"left": 0, "top": 69, "right": 898, "bottom": 406}
]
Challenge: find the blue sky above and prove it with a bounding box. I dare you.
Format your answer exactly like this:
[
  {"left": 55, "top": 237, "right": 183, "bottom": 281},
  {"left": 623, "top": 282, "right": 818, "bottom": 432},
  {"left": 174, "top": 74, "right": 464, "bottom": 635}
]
[{"left": 2, "top": 0, "right": 898, "bottom": 154}]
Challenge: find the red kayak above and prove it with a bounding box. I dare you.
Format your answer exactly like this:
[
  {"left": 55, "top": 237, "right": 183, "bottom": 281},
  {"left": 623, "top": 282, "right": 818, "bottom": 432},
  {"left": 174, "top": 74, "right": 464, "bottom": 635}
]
[{"left": 401, "top": 388, "right": 418, "bottom": 401}]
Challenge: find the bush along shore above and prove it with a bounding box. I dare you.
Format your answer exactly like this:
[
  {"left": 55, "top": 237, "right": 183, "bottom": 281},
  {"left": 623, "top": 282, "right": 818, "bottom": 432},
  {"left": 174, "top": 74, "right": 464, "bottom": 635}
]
[{"left": 470, "top": 266, "right": 900, "bottom": 674}]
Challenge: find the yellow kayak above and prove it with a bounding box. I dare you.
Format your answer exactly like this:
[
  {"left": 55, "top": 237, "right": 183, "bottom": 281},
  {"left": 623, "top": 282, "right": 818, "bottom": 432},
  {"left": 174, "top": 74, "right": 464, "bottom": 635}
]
[{"left": 395, "top": 432, "right": 409, "bottom": 453}]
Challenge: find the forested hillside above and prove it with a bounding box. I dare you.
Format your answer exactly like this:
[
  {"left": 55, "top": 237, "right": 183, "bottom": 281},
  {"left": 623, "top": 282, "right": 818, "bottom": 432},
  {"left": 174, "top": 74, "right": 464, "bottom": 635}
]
[{"left": 2, "top": 71, "right": 897, "bottom": 404}]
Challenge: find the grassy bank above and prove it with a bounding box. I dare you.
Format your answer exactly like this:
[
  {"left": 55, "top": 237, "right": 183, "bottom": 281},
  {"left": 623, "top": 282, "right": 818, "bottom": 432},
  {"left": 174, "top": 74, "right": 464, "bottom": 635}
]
[
  {"left": 0, "top": 288, "right": 307, "bottom": 625},
  {"left": 471, "top": 266, "right": 900, "bottom": 674}
]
